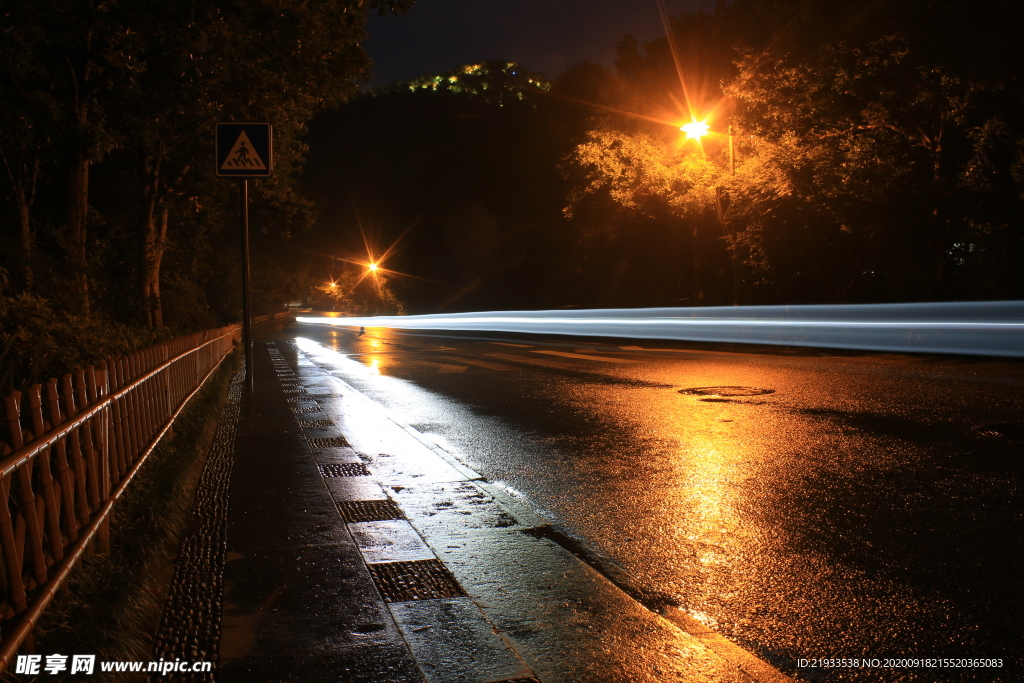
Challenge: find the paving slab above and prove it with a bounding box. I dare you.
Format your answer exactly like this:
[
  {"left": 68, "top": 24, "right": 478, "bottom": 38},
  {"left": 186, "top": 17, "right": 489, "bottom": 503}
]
[{"left": 390, "top": 598, "right": 532, "bottom": 683}]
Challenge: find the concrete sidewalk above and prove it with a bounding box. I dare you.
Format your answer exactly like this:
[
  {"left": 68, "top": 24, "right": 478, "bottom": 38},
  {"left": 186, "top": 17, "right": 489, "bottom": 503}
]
[{"left": 215, "top": 335, "right": 788, "bottom": 683}]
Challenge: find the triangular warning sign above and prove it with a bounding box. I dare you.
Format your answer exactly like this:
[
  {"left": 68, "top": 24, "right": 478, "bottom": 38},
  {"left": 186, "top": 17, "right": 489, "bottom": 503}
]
[{"left": 220, "top": 131, "right": 267, "bottom": 170}]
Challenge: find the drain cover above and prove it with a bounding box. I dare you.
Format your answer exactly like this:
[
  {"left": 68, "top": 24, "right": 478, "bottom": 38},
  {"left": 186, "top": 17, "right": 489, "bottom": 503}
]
[
  {"left": 679, "top": 386, "right": 774, "bottom": 397},
  {"left": 319, "top": 462, "right": 370, "bottom": 477},
  {"left": 367, "top": 559, "right": 466, "bottom": 602},
  {"left": 292, "top": 406, "right": 323, "bottom": 414},
  {"left": 308, "top": 436, "right": 351, "bottom": 449},
  {"left": 337, "top": 499, "right": 404, "bottom": 523},
  {"left": 978, "top": 423, "right": 1024, "bottom": 440},
  {"left": 301, "top": 419, "right": 336, "bottom": 428}
]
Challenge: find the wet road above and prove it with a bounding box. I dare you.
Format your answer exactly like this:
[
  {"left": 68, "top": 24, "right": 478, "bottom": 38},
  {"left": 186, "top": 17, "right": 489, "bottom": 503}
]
[{"left": 289, "top": 320, "right": 1022, "bottom": 682}]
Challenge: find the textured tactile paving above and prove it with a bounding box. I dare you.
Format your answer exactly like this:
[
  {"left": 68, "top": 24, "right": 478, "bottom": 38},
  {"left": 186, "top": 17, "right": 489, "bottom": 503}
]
[
  {"left": 292, "top": 405, "right": 323, "bottom": 414},
  {"left": 337, "top": 499, "right": 405, "bottom": 523},
  {"left": 301, "top": 419, "right": 336, "bottom": 428},
  {"left": 282, "top": 388, "right": 307, "bottom": 394},
  {"left": 319, "top": 462, "right": 371, "bottom": 478},
  {"left": 308, "top": 436, "right": 351, "bottom": 449},
  {"left": 367, "top": 559, "right": 466, "bottom": 602},
  {"left": 151, "top": 366, "right": 245, "bottom": 681}
]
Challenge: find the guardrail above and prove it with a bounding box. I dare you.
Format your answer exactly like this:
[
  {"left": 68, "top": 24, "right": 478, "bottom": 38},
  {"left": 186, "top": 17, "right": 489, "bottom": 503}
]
[{"left": 0, "top": 325, "right": 240, "bottom": 671}]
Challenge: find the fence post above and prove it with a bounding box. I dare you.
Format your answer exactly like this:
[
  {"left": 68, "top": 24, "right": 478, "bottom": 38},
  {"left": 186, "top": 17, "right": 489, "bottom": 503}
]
[
  {"left": 96, "top": 368, "right": 111, "bottom": 548},
  {"left": 0, "top": 417, "right": 29, "bottom": 622},
  {"left": 106, "top": 360, "right": 126, "bottom": 481},
  {"left": 75, "top": 371, "right": 101, "bottom": 518},
  {"left": 46, "top": 379, "right": 79, "bottom": 543},
  {"left": 61, "top": 375, "right": 90, "bottom": 529},
  {"left": 126, "top": 355, "right": 142, "bottom": 464},
  {"left": 27, "top": 386, "right": 64, "bottom": 562},
  {"left": 5, "top": 393, "right": 48, "bottom": 589}
]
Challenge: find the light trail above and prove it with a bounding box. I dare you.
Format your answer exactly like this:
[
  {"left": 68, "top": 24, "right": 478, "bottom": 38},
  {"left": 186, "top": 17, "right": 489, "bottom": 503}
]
[{"left": 297, "top": 301, "right": 1024, "bottom": 358}]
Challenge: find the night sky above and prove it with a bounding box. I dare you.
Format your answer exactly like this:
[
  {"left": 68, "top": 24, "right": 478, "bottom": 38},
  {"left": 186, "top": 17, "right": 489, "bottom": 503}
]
[{"left": 365, "top": 0, "right": 718, "bottom": 88}]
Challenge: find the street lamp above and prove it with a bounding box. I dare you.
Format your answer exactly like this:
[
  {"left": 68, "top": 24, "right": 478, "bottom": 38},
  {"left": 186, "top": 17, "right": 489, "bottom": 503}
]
[
  {"left": 679, "top": 120, "right": 709, "bottom": 140},
  {"left": 679, "top": 119, "right": 733, "bottom": 172}
]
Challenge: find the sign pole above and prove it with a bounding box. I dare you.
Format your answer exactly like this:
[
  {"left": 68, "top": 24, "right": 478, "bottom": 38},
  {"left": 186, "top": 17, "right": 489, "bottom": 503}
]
[
  {"left": 216, "top": 121, "right": 271, "bottom": 394},
  {"left": 241, "top": 178, "right": 253, "bottom": 392}
]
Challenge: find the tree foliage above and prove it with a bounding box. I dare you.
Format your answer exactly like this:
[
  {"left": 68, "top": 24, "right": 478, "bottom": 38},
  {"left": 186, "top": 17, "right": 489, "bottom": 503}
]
[
  {"left": 563, "top": 0, "right": 1024, "bottom": 303},
  {"left": 0, "top": 0, "right": 388, "bottom": 393}
]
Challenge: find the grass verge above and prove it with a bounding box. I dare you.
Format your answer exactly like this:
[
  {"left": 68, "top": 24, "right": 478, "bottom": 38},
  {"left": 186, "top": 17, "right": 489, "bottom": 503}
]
[{"left": 8, "top": 349, "right": 242, "bottom": 682}]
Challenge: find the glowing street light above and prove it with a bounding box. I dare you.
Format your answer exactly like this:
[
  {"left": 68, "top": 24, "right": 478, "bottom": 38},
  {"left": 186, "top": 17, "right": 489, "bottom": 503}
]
[
  {"left": 367, "top": 262, "right": 379, "bottom": 273},
  {"left": 679, "top": 120, "right": 709, "bottom": 140}
]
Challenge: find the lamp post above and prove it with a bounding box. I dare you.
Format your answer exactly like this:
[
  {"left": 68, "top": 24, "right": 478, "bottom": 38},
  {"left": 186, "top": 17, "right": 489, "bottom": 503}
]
[
  {"left": 679, "top": 119, "right": 712, "bottom": 304},
  {"left": 678, "top": 118, "right": 739, "bottom": 304},
  {"left": 728, "top": 124, "right": 735, "bottom": 174}
]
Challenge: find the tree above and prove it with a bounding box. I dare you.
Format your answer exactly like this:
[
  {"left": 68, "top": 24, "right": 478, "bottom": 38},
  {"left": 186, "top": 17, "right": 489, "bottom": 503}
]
[
  {"left": 121, "top": 0, "right": 371, "bottom": 326},
  {"left": 1, "top": 1, "right": 142, "bottom": 314},
  {"left": 562, "top": 0, "right": 1024, "bottom": 303},
  {"left": 560, "top": 10, "right": 747, "bottom": 305},
  {"left": 723, "top": 0, "right": 1024, "bottom": 300},
  {"left": 1, "top": 0, "right": 392, "bottom": 328}
]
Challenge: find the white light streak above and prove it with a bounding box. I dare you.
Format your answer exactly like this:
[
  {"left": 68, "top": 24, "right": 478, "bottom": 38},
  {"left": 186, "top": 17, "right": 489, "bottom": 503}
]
[{"left": 298, "top": 301, "right": 1024, "bottom": 358}]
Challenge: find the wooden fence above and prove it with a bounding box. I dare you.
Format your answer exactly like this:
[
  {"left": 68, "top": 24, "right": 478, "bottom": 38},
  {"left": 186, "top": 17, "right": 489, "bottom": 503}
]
[{"left": 0, "top": 325, "right": 240, "bottom": 671}]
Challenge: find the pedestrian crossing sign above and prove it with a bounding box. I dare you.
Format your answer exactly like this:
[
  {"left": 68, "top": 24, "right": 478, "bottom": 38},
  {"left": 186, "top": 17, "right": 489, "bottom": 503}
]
[{"left": 216, "top": 123, "right": 272, "bottom": 177}]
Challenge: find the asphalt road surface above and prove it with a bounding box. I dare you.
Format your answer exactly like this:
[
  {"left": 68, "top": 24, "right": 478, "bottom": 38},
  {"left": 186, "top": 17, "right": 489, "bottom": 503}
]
[{"left": 287, "top": 320, "right": 1022, "bottom": 682}]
